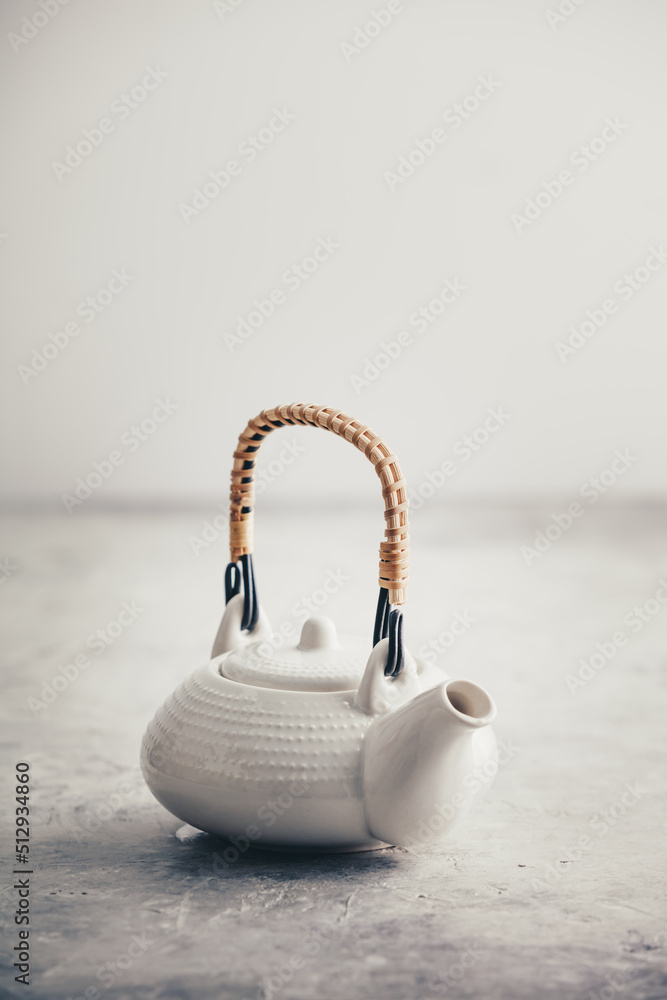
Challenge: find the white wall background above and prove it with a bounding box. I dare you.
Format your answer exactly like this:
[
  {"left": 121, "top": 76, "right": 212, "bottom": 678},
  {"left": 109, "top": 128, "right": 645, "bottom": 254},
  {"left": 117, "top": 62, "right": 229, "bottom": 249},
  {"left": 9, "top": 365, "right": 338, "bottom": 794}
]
[{"left": 1, "top": 0, "right": 666, "bottom": 508}]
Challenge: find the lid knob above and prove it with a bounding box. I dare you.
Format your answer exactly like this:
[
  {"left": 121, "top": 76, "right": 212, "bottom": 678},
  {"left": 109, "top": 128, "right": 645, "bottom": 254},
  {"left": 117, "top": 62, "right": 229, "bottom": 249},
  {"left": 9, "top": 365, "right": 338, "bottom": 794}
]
[{"left": 297, "top": 616, "right": 340, "bottom": 651}]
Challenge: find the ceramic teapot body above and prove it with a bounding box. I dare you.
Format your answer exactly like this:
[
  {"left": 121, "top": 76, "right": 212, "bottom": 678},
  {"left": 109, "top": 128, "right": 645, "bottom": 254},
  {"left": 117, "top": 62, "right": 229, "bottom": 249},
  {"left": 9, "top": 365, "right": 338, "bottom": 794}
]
[{"left": 141, "top": 404, "right": 497, "bottom": 851}]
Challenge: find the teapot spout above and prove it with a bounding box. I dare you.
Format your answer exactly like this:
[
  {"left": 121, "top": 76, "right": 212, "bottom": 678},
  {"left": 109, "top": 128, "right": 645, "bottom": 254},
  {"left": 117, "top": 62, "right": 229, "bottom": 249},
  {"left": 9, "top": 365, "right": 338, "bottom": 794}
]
[{"left": 363, "top": 679, "right": 497, "bottom": 848}]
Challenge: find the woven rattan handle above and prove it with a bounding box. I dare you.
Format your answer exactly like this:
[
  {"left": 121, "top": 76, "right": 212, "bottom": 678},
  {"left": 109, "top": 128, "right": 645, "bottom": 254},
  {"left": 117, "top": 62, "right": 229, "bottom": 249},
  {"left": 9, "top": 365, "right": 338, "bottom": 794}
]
[{"left": 229, "top": 402, "right": 409, "bottom": 606}]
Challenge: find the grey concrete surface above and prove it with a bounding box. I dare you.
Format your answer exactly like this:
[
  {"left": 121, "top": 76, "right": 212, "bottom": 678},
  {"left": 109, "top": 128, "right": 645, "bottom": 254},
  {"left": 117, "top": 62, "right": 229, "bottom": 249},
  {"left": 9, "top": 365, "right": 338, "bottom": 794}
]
[{"left": 1, "top": 503, "right": 666, "bottom": 1000}]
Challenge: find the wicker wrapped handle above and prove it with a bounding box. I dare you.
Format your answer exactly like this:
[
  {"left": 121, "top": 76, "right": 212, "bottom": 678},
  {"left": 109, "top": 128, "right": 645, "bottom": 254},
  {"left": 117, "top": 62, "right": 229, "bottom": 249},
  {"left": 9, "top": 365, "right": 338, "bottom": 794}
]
[{"left": 229, "top": 402, "right": 409, "bottom": 606}]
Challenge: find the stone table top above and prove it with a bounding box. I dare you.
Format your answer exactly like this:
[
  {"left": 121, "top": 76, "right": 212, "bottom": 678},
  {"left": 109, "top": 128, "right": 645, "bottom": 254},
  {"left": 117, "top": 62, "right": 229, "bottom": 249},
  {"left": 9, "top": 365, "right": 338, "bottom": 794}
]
[{"left": 1, "top": 503, "right": 666, "bottom": 1000}]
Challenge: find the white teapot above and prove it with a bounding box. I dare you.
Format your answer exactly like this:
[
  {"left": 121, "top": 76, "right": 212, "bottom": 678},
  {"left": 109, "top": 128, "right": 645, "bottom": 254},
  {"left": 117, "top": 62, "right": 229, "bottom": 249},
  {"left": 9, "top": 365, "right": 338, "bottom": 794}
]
[{"left": 141, "top": 403, "right": 497, "bottom": 852}]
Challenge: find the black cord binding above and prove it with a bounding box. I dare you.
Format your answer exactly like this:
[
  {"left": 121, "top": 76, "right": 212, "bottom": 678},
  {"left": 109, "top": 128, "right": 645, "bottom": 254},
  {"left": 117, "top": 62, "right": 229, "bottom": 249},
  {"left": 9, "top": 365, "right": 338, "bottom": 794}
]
[
  {"left": 224, "top": 561, "right": 241, "bottom": 603},
  {"left": 373, "top": 587, "right": 390, "bottom": 648},
  {"left": 373, "top": 587, "right": 405, "bottom": 677},
  {"left": 240, "top": 553, "right": 258, "bottom": 631},
  {"left": 224, "top": 554, "right": 258, "bottom": 632},
  {"left": 386, "top": 608, "right": 404, "bottom": 678}
]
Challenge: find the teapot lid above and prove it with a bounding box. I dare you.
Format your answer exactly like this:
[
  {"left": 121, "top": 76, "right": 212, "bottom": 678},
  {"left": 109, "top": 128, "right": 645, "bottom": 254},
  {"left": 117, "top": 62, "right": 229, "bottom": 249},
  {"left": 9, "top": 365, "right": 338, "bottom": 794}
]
[{"left": 220, "top": 616, "right": 368, "bottom": 692}]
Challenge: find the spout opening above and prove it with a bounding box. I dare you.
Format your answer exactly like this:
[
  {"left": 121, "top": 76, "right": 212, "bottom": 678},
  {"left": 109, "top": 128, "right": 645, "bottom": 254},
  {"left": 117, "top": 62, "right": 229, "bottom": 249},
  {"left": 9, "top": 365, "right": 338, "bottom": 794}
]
[{"left": 444, "top": 680, "right": 496, "bottom": 727}]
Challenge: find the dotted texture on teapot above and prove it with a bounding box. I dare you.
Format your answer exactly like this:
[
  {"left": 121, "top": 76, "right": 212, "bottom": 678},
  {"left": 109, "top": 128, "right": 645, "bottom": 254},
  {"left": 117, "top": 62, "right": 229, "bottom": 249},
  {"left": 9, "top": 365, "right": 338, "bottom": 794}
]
[
  {"left": 222, "top": 634, "right": 369, "bottom": 692},
  {"left": 142, "top": 662, "right": 372, "bottom": 795}
]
